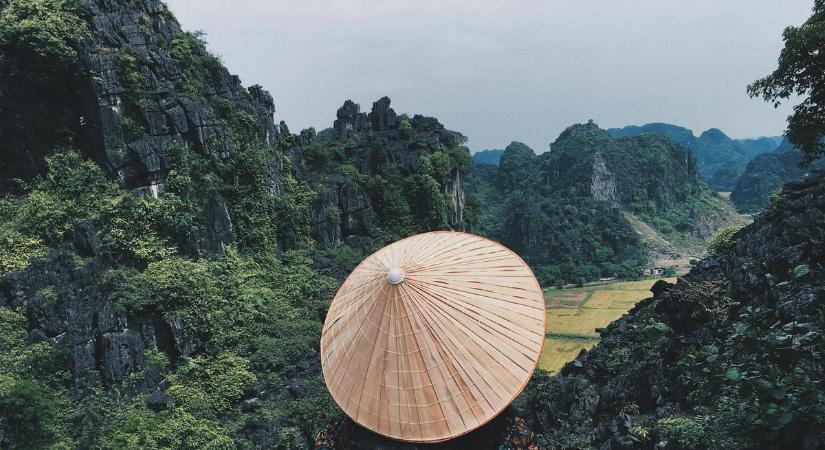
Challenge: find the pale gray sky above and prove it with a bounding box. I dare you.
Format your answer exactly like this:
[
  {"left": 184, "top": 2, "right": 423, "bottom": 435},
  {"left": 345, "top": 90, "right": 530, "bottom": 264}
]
[{"left": 164, "top": 0, "right": 812, "bottom": 152}]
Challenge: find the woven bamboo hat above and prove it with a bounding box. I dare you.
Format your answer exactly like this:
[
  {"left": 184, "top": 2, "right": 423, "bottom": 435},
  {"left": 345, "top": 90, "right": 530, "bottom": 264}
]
[{"left": 320, "top": 231, "right": 546, "bottom": 443}]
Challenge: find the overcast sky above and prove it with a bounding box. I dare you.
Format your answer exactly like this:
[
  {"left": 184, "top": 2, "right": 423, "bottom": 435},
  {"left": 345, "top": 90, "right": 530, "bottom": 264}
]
[{"left": 164, "top": 0, "right": 812, "bottom": 152}]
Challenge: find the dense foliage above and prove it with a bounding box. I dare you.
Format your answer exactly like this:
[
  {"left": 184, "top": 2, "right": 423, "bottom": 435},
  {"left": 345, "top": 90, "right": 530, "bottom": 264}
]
[
  {"left": 608, "top": 123, "right": 781, "bottom": 191},
  {"left": 0, "top": 148, "right": 341, "bottom": 448},
  {"left": 0, "top": 4, "right": 471, "bottom": 446},
  {"left": 0, "top": 10, "right": 344, "bottom": 442},
  {"left": 287, "top": 111, "right": 472, "bottom": 253},
  {"left": 467, "top": 125, "right": 719, "bottom": 287},
  {"left": 731, "top": 139, "right": 825, "bottom": 212}
]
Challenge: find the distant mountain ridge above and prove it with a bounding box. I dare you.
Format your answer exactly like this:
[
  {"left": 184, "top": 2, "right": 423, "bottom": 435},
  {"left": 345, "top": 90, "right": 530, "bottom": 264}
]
[
  {"left": 608, "top": 123, "right": 782, "bottom": 191},
  {"left": 472, "top": 148, "right": 504, "bottom": 165},
  {"left": 731, "top": 138, "right": 825, "bottom": 212}
]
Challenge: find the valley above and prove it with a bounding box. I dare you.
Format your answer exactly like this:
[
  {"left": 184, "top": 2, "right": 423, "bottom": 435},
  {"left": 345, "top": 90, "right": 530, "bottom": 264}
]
[
  {"left": 539, "top": 277, "right": 677, "bottom": 373},
  {"left": 0, "top": 0, "right": 823, "bottom": 449}
]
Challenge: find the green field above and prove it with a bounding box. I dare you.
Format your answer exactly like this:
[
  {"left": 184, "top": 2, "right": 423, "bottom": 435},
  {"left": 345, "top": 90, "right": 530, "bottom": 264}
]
[{"left": 538, "top": 278, "right": 677, "bottom": 372}]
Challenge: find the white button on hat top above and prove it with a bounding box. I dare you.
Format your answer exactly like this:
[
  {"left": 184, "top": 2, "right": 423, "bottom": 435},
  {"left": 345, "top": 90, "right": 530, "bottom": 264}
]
[{"left": 386, "top": 267, "right": 405, "bottom": 285}]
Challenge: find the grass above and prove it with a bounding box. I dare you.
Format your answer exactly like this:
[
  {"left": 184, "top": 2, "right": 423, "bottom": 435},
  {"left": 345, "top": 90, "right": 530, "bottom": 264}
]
[{"left": 539, "top": 277, "right": 677, "bottom": 373}]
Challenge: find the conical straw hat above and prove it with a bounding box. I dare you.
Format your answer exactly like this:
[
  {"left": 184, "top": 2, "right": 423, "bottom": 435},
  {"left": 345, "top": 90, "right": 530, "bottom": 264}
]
[{"left": 320, "top": 231, "right": 546, "bottom": 443}]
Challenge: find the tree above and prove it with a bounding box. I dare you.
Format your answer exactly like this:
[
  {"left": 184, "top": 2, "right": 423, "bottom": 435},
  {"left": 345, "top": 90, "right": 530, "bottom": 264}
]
[{"left": 748, "top": 0, "right": 825, "bottom": 164}]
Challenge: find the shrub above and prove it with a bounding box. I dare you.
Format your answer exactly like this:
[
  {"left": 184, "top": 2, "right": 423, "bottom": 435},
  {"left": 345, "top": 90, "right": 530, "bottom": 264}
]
[
  {"left": 706, "top": 225, "right": 745, "bottom": 256},
  {"left": 0, "top": 379, "right": 72, "bottom": 448},
  {"left": 426, "top": 151, "right": 452, "bottom": 182},
  {"left": 398, "top": 117, "right": 412, "bottom": 138},
  {"left": 0, "top": 0, "right": 87, "bottom": 66},
  {"left": 657, "top": 416, "right": 707, "bottom": 449},
  {"left": 286, "top": 377, "right": 341, "bottom": 438},
  {"left": 107, "top": 407, "right": 234, "bottom": 450},
  {"left": 0, "top": 225, "right": 46, "bottom": 274},
  {"left": 167, "top": 353, "right": 256, "bottom": 416}
]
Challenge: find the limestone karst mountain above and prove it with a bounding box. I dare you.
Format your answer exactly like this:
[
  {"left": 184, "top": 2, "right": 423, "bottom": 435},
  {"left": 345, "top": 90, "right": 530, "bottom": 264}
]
[
  {"left": 608, "top": 123, "right": 782, "bottom": 191},
  {"left": 731, "top": 138, "right": 825, "bottom": 212},
  {"left": 466, "top": 122, "right": 745, "bottom": 287},
  {"left": 472, "top": 148, "right": 504, "bottom": 166}
]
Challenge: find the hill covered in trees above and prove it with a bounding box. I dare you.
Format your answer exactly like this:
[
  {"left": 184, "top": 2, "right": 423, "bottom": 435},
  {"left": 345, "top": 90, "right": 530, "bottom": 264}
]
[
  {"left": 731, "top": 138, "right": 825, "bottom": 212},
  {"left": 608, "top": 123, "right": 781, "bottom": 191},
  {"left": 472, "top": 148, "right": 504, "bottom": 166},
  {"left": 466, "top": 122, "right": 741, "bottom": 287}
]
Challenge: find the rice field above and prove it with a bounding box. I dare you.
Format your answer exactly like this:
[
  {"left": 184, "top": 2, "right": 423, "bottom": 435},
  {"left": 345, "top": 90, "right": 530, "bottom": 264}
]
[{"left": 538, "top": 278, "right": 677, "bottom": 373}]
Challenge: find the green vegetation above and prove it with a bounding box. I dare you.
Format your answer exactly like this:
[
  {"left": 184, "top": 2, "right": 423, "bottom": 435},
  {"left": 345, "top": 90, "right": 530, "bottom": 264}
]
[
  {"left": 521, "top": 265, "right": 825, "bottom": 449},
  {"left": 0, "top": 22, "right": 470, "bottom": 444},
  {"left": 0, "top": 0, "right": 89, "bottom": 189},
  {"left": 0, "top": 145, "right": 340, "bottom": 448},
  {"left": 706, "top": 224, "right": 745, "bottom": 256},
  {"left": 0, "top": 308, "right": 73, "bottom": 448},
  {"left": 0, "top": 0, "right": 86, "bottom": 64},
  {"left": 467, "top": 127, "right": 716, "bottom": 286},
  {"left": 169, "top": 31, "right": 224, "bottom": 96},
  {"left": 656, "top": 416, "right": 707, "bottom": 449},
  {"left": 748, "top": 0, "right": 825, "bottom": 164},
  {"left": 287, "top": 114, "right": 471, "bottom": 247},
  {"left": 731, "top": 141, "right": 825, "bottom": 212}
]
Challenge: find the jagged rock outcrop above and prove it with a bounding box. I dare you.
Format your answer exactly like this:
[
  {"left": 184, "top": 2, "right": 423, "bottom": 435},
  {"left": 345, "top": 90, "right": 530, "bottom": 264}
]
[
  {"left": 309, "top": 178, "right": 375, "bottom": 248},
  {"left": 77, "top": 0, "right": 277, "bottom": 190},
  {"left": 0, "top": 221, "right": 186, "bottom": 394},
  {"left": 333, "top": 100, "right": 367, "bottom": 140},
  {"left": 444, "top": 169, "right": 465, "bottom": 227},
  {"left": 590, "top": 152, "right": 618, "bottom": 205},
  {"left": 291, "top": 97, "right": 468, "bottom": 248},
  {"left": 369, "top": 96, "right": 397, "bottom": 131}
]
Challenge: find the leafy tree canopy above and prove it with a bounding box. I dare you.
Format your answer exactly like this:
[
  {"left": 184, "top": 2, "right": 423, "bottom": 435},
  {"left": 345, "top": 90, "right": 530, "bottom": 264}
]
[{"left": 748, "top": 0, "right": 825, "bottom": 164}]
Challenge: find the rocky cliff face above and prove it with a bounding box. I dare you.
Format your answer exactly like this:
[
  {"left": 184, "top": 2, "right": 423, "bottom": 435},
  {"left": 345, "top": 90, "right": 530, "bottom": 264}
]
[
  {"left": 0, "top": 222, "right": 177, "bottom": 394},
  {"left": 78, "top": 0, "right": 277, "bottom": 191},
  {"left": 288, "top": 97, "right": 468, "bottom": 249},
  {"left": 1, "top": 0, "right": 278, "bottom": 396}
]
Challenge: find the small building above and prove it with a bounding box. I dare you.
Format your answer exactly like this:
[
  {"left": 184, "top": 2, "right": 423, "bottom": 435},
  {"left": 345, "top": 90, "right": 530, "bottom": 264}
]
[{"left": 648, "top": 267, "right": 665, "bottom": 276}]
